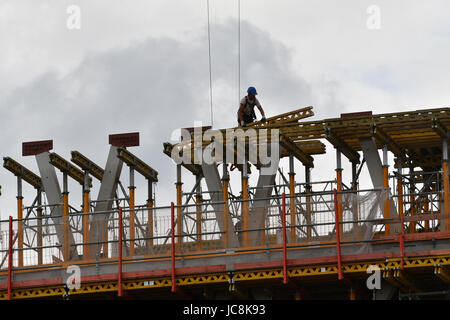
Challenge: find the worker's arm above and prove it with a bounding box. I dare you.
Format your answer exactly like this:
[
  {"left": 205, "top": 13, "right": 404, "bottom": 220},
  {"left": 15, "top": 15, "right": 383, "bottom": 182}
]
[
  {"left": 255, "top": 98, "right": 266, "bottom": 121},
  {"left": 257, "top": 105, "right": 266, "bottom": 122},
  {"left": 257, "top": 105, "right": 266, "bottom": 118},
  {"left": 238, "top": 103, "right": 245, "bottom": 122}
]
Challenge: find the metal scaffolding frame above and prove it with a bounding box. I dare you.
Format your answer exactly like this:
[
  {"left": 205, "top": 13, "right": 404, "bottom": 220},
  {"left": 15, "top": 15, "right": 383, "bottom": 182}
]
[{"left": 1, "top": 107, "right": 450, "bottom": 300}]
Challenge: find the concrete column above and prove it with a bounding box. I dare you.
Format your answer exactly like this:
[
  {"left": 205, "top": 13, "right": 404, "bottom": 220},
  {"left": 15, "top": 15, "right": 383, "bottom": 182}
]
[
  {"left": 359, "top": 138, "right": 400, "bottom": 234},
  {"left": 36, "top": 151, "right": 76, "bottom": 260},
  {"left": 200, "top": 157, "right": 239, "bottom": 247},
  {"left": 351, "top": 162, "right": 358, "bottom": 191}
]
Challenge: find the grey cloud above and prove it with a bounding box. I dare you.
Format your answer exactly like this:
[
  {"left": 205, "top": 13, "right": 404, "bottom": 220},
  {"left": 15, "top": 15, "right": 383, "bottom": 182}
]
[{"left": 0, "top": 20, "right": 326, "bottom": 218}]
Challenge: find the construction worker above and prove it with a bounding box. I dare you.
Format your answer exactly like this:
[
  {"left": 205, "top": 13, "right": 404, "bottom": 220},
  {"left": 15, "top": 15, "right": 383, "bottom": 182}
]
[{"left": 237, "top": 87, "right": 267, "bottom": 127}]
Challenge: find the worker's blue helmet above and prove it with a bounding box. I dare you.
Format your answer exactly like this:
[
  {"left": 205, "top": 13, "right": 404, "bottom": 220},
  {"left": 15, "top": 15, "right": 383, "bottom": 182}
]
[{"left": 247, "top": 87, "right": 257, "bottom": 95}]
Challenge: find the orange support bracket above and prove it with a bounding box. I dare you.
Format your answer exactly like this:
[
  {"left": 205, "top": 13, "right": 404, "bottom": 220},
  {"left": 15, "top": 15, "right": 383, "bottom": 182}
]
[
  {"left": 334, "top": 188, "right": 343, "bottom": 280},
  {"left": 8, "top": 216, "right": 13, "bottom": 300},
  {"left": 118, "top": 207, "right": 123, "bottom": 297},
  {"left": 242, "top": 176, "right": 249, "bottom": 247},
  {"left": 176, "top": 183, "right": 182, "bottom": 251},
  {"left": 399, "top": 213, "right": 405, "bottom": 270},
  {"left": 289, "top": 171, "right": 296, "bottom": 243},
  {"left": 147, "top": 199, "right": 154, "bottom": 248},
  {"left": 82, "top": 190, "right": 90, "bottom": 259},
  {"left": 443, "top": 161, "right": 450, "bottom": 231},
  {"left": 129, "top": 186, "right": 135, "bottom": 257},
  {"left": 171, "top": 202, "right": 177, "bottom": 293},
  {"left": 16, "top": 175, "right": 23, "bottom": 267},
  {"left": 282, "top": 193, "right": 288, "bottom": 284},
  {"left": 383, "top": 166, "right": 390, "bottom": 235},
  {"left": 62, "top": 172, "right": 70, "bottom": 262},
  {"left": 222, "top": 177, "right": 229, "bottom": 249},
  {"left": 63, "top": 191, "right": 70, "bottom": 262},
  {"left": 17, "top": 196, "right": 23, "bottom": 267},
  {"left": 147, "top": 175, "right": 155, "bottom": 249},
  {"left": 37, "top": 193, "right": 43, "bottom": 265},
  {"left": 129, "top": 164, "right": 136, "bottom": 258}
]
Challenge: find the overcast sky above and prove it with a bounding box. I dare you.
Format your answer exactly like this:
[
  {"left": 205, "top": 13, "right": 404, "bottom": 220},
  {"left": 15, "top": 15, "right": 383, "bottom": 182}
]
[{"left": 1, "top": 1, "right": 450, "bottom": 220}]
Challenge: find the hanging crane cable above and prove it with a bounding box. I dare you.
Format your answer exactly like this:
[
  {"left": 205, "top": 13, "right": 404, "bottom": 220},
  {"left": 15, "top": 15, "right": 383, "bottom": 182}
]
[
  {"left": 206, "top": 0, "right": 241, "bottom": 128},
  {"left": 206, "top": 0, "right": 214, "bottom": 128},
  {"left": 238, "top": 0, "right": 241, "bottom": 107}
]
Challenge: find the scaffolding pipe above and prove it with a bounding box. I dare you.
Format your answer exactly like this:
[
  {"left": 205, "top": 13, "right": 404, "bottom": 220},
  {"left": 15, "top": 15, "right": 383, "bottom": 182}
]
[
  {"left": 83, "top": 171, "right": 90, "bottom": 259},
  {"left": 397, "top": 161, "right": 404, "bottom": 224},
  {"left": 334, "top": 188, "right": 343, "bottom": 280},
  {"left": 289, "top": 154, "right": 296, "bottom": 243},
  {"left": 17, "top": 176, "right": 23, "bottom": 267},
  {"left": 383, "top": 145, "right": 390, "bottom": 235},
  {"left": 400, "top": 212, "right": 405, "bottom": 270},
  {"left": 336, "top": 150, "right": 343, "bottom": 236},
  {"left": 176, "top": 165, "right": 182, "bottom": 251},
  {"left": 147, "top": 182, "right": 154, "bottom": 248},
  {"left": 222, "top": 168, "right": 229, "bottom": 249},
  {"left": 63, "top": 172, "right": 70, "bottom": 262},
  {"left": 8, "top": 216, "right": 13, "bottom": 300},
  {"left": 196, "top": 193, "right": 203, "bottom": 250},
  {"left": 443, "top": 138, "right": 450, "bottom": 231},
  {"left": 409, "top": 164, "right": 416, "bottom": 232},
  {"left": 242, "top": 163, "right": 249, "bottom": 247},
  {"left": 349, "top": 288, "right": 356, "bottom": 300},
  {"left": 118, "top": 206, "right": 123, "bottom": 297},
  {"left": 37, "top": 189, "right": 43, "bottom": 265},
  {"left": 129, "top": 166, "right": 135, "bottom": 257},
  {"left": 305, "top": 166, "right": 312, "bottom": 239},
  {"left": 83, "top": 192, "right": 90, "bottom": 258},
  {"left": 171, "top": 202, "right": 176, "bottom": 293},
  {"left": 282, "top": 193, "right": 288, "bottom": 285}
]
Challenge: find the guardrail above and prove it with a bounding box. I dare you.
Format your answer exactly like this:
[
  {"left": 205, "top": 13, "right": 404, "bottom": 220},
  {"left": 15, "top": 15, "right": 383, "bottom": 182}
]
[{"left": 0, "top": 186, "right": 449, "bottom": 299}]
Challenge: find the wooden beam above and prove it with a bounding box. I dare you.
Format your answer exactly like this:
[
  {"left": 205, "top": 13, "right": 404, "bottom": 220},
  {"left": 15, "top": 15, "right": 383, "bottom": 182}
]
[
  {"left": 326, "top": 128, "right": 360, "bottom": 164},
  {"left": 49, "top": 152, "right": 92, "bottom": 187},
  {"left": 432, "top": 118, "right": 449, "bottom": 139},
  {"left": 3, "top": 157, "right": 42, "bottom": 189},
  {"left": 71, "top": 151, "right": 105, "bottom": 181},
  {"left": 279, "top": 135, "right": 314, "bottom": 168},
  {"left": 371, "top": 124, "right": 404, "bottom": 157},
  {"left": 249, "top": 106, "right": 314, "bottom": 128},
  {"left": 162, "top": 142, "right": 203, "bottom": 177},
  {"left": 117, "top": 148, "right": 158, "bottom": 182}
]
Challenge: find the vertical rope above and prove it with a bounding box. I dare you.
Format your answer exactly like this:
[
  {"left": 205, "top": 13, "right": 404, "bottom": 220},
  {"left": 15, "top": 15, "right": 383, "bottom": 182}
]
[{"left": 207, "top": 0, "right": 213, "bottom": 128}]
